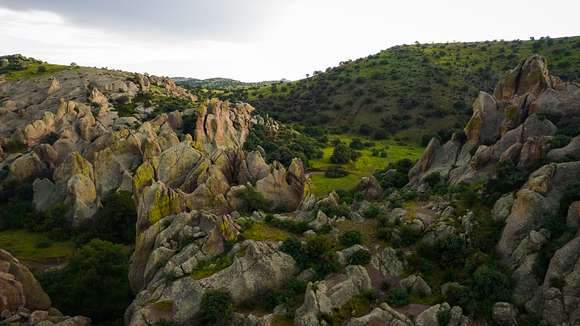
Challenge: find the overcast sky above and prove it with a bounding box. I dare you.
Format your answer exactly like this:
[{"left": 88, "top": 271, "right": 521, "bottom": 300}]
[{"left": 1, "top": 0, "right": 579, "bottom": 81}]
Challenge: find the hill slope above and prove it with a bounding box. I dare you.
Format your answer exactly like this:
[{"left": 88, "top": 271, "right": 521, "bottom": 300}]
[
  {"left": 212, "top": 36, "right": 580, "bottom": 142},
  {"left": 173, "top": 77, "right": 285, "bottom": 89}
]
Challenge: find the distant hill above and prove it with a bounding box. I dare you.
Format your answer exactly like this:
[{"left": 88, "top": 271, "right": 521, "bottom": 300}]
[
  {"left": 173, "top": 77, "right": 287, "bottom": 89},
  {"left": 211, "top": 36, "right": 580, "bottom": 142}
]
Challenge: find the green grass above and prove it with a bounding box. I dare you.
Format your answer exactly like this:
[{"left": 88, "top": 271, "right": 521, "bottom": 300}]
[
  {"left": 0, "top": 230, "right": 75, "bottom": 264},
  {"left": 3, "top": 63, "right": 72, "bottom": 80},
  {"left": 242, "top": 222, "right": 292, "bottom": 241},
  {"left": 206, "top": 36, "right": 580, "bottom": 141},
  {"left": 309, "top": 134, "right": 423, "bottom": 195},
  {"left": 191, "top": 253, "right": 233, "bottom": 280}
]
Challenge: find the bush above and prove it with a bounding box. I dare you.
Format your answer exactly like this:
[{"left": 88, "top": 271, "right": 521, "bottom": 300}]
[
  {"left": 265, "top": 215, "right": 309, "bottom": 234},
  {"left": 484, "top": 161, "right": 528, "bottom": 203},
  {"left": 363, "top": 204, "right": 381, "bottom": 219},
  {"left": 348, "top": 250, "right": 372, "bottom": 265},
  {"left": 339, "top": 230, "right": 362, "bottom": 247},
  {"left": 330, "top": 142, "right": 360, "bottom": 164},
  {"left": 199, "top": 290, "right": 233, "bottom": 325},
  {"left": 472, "top": 265, "right": 511, "bottom": 302},
  {"left": 263, "top": 278, "right": 306, "bottom": 309},
  {"left": 281, "top": 236, "right": 340, "bottom": 278},
  {"left": 349, "top": 138, "right": 365, "bottom": 150},
  {"left": 75, "top": 191, "right": 137, "bottom": 245},
  {"left": 424, "top": 172, "right": 442, "bottom": 188},
  {"left": 374, "top": 159, "right": 414, "bottom": 189},
  {"left": 317, "top": 201, "right": 351, "bottom": 218},
  {"left": 324, "top": 167, "right": 349, "bottom": 178},
  {"left": 38, "top": 240, "right": 133, "bottom": 324},
  {"left": 237, "top": 186, "right": 271, "bottom": 214},
  {"left": 386, "top": 288, "right": 409, "bottom": 307}
]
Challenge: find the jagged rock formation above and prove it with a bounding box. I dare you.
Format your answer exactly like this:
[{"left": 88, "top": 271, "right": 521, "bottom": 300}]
[
  {"left": 409, "top": 54, "right": 580, "bottom": 186},
  {"left": 408, "top": 55, "right": 580, "bottom": 325},
  {"left": 294, "top": 265, "right": 373, "bottom": 326},
  {"left": 0, "top": 249, "right": 90, "bottom": 325}
]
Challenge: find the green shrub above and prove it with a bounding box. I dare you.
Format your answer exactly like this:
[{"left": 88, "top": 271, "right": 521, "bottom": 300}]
[
  {"left": 38, "top": 239, "right": 133, "bottom": 324},
  {"left": 374, "top": 159, "right": 414, "bottom": 189},
  {"left": 363, "top": 204, "right": 381, "bottom": 219},
  {"left": 237, "top": 186, "right": 271, "bottom": 214},
  {"left": 386, "top": 288, "right": 409, "bottom": 307},
  {"left": 74, "top": 191, "right": 137, "bottom": 245},
  {"left": 339, "top": 230, "right": 362, "bottom": 247},
  {"left": 424, "top": 172, "right": 442, "bottom": 187},
  {"left": 324, "top": 167, "right": 349, "bottom": 178},
  {"left": 199, "top": 290, "right": 233, "bottom": 325},
  {"left": 263, "top": 278, "right": 306, "bottom": 309},
  {"left": 265, "top": 215, "right": 309, "bottom": 234},
  {"left": 317, "top": 201, "right": 351, "bottom": 218},
  {"left": 348, "top": 250, "right": 372, "bottom": 265},
  {"left": 330, "top": 142, "right": 360, "bottom": 164},
  {"left": 472, "top": 264, "right": 511, "bottom": 302},
  {"left": 153, "top": 320, "right": 175, "bottom": 326},
  {"left": 280, "top": 236, "right": 340, "bottom": 278}
]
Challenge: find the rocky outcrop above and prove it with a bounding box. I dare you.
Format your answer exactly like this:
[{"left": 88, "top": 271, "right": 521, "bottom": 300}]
[
  {"left": 409, "top": 55, "right": 580, "bottom": 186},
  {"left": 415, "top": 303, "right": 470, "bottom": 326},
  {"left": 127, "top": 239, "right": 297, "bottom": 325},
  {"left": 294, "top": 265, "right": 373, "bottom": 326},
  {"left": 0, "top": 250, "right": 50, "bottom": 312},
  {"left": 193, "top": 99, "right": 254, "bottom": 152},
  {"left": 497, "top": 162, "right": 580, "bottom": 258},
  {"left": 0, "top": 249, "right": 90, "bottom": 325},
  {"left": 347, "top": 303, "right": 412, "bottom": 326}
]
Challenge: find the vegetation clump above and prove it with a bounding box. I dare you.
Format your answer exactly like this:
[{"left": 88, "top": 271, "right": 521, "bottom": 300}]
[{"left": 38, "top": 239, "right": 133, "bottom": 324}]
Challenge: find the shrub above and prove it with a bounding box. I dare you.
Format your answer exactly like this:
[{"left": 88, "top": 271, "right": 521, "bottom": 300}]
[
  {"left": 472, "top": 265, "right": 511, "bottom": 302},
  {"left": 38, "top": 239, "right": 133, "bottom": 324},
  {"left": 349, "top": 138, "right": 365, "bottom": 150},
  {"left": 374, "top": 159, "right": 414, "bottom": 189},
  {"left": 484, "top": 161, "right": 528, "bottom": 203},
  {"left": 339, "top": 230, "right": 363, "bottom": 247},
  {"left": 281, "top": 236, "right": 340, "bottom": 278},
  {"left": 348, "top": 250, "right": 372, "bottom": 265},
  {"left": 330, "top": 142, "right": 360, "bottom": 164},
  {"left": 424, "top": 172, "right": 442, "bottom": 188},
  {"left": 263, "top": 278, "right": 306, "bottom": 309},
  {"left": 363, "top": 204, "right": 381, "bottom": 219},
  {"left": 237, "top": 186, "right": 271, "bottom": 214},
  {"left": 386, "top": 288, "right": 409, "bottom": 307},
  {"left": 324, "top": 167, "right": 349, "bottom": 178},
  {"left": 317, "top": 201, "right": 351, "bottom": 218},
  {"left": 75, "top": 191, "right": 136, "bottom": 245},
  {"left": 33, "top": 203, "right": 71, "bottom": 240},
  {"left": 199, "top": 290, "right": 233, "bottom": 325}
]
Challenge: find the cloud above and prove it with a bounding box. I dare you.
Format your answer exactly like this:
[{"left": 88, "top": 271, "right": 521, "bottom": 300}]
[
  {"left": 0, "top": 0, "right": 288, "bottom": 42},
  {"left": 0, "top": 0, "right": 578, "bottom": 81}
]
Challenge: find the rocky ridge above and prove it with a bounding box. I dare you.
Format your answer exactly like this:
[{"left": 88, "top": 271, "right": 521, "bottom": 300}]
[{"left": 409, "top": 54, "right": 580, "bottom": 325}]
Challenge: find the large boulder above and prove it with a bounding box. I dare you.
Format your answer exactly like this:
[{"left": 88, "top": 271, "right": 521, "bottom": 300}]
[
  {"left": 0, "top": 250, "right": 51, "bottom": 311},
  {"left": 347, "top": 303, "right": 412, "bottom": 326},
  {"left": 294, "top": 265, "right": 373, "bottom": 326},
  {"left": 127, "top": 240, "right": 296, "bottom": 326}
]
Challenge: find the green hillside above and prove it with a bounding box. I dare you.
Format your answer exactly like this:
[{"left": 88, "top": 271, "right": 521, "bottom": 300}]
[
  {"left": 174, "top": 77, "right": 285, "bottom": 89},
  {"left": 210, "top": 36, "right": 580, "bottom": 143}
]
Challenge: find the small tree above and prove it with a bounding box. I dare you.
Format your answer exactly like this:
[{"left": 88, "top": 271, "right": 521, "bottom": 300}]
[{"left": 199, "top": 290, "right": 233, "bottom": 325}]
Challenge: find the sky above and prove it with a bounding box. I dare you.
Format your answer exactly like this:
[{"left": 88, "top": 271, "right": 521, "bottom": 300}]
[{"left": 0, "top": 0, "right": 579, "bottom": 81}]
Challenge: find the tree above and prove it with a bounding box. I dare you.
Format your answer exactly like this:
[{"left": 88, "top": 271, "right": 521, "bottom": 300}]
[
  {"left": 39, "top": 240, "right": 133, "bottom": 324},
  {"left": 199, "top": 290, "right": 233, "bottom": 325},
  {"left": 330, "top": 142, "right": 359, "bottom": 164}
]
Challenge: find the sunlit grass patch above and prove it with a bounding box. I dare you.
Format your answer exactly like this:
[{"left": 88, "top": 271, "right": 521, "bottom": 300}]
[
  {"left": 0, "top": 230, "right": 74, "bottom": 264},
  {"left": 242, "top": 222, "right": 291, "bottom": 241}
]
